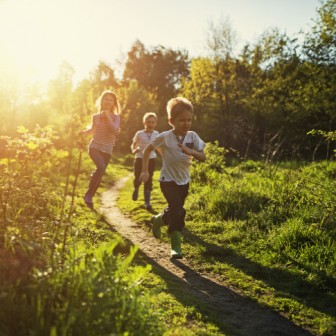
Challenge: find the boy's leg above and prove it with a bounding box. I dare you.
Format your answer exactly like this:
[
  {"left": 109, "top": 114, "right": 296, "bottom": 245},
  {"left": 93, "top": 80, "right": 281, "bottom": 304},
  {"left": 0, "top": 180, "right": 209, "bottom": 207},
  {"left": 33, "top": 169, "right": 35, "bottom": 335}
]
[
  {"left": 144, "top": 158, "right": 155, "bottom": 210},
  {"left": 151, "top": 213, "right": 166, "bottom": 238},
  {"left": 132, "top": 158, "right": 142, "bottom": 201},
  {"left": 84, "top": 149, "right": 111, "bottom": 204},
  {"left": 160, "top": 182, "right": 189, "bottom": 233},
  {"left": 169, "top": 231, "right": 183, "bottom": 259},
  {"left": 160, "top": 182, "right": 189, "bottom": 258}
]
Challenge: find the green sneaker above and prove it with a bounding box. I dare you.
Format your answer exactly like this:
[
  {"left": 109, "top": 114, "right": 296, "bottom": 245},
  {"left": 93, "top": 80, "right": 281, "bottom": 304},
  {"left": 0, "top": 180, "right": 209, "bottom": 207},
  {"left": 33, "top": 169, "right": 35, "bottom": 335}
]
[
  {"left": 169, "top": 231, "right": 183, "bottom": 259},
  {"left": 151, "top": 214, "right": 165, "bottom": 239}
]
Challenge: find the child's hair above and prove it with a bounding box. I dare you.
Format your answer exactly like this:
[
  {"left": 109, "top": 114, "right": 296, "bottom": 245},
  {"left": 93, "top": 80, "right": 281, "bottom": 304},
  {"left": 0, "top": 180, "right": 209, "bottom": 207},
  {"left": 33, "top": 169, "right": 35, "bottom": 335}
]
[
  {"left": 143, "top": 112, "right": 157, "bottom": 122},
  {"left": 166, "top": 97, "right": 193, "bottom": 120},
  {"left": 96, "top": 90, "right": 121, "bottom": 115}
]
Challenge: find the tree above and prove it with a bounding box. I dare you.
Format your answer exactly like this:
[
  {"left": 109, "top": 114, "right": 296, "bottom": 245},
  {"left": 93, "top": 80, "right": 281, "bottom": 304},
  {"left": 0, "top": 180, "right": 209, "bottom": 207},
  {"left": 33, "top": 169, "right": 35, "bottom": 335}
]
[
  {"left": 303, "top": 0, "right": 336, "bottom": 65},
  {"left": 123, "top": 40, "right": 190, "bottom": 114},
  {"left": 301, "top": 0, "right": 336, "bottom": 158},
  {"left": 90, "top": 61, "right": 118, "bottom": 97},
  {"left": 206, "top": 16, "right": 237, "bottom": 60},
  {"left": 116, "top": 80, "right": 158, "bottom": 152},
  {"left": 181, "top": 18, "right": 256, "bottom": 155}
]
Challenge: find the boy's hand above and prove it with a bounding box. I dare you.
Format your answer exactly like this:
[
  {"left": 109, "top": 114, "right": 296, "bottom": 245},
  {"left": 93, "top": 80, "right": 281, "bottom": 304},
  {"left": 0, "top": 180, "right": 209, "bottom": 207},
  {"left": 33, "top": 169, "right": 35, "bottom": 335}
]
[
  {"left": 139, "top": 172, "right": 149, "bottom": 182},
  {"left": 178, "top": 144, "right": 194, "bottom": 155}
]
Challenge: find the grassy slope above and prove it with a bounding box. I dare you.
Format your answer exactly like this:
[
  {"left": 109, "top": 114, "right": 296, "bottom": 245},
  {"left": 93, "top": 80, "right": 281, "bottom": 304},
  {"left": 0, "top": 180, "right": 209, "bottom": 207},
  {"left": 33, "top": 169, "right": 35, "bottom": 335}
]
[{"left": 115, "top": 158, "right": 336, "bottom": 336}]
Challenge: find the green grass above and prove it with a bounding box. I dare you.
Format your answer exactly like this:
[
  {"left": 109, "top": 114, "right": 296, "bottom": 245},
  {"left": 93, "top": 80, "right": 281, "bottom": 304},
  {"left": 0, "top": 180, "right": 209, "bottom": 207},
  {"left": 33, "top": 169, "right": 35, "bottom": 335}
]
[
  {"left": 114, "top": 163, "right": 226, "bottom": 335},
  {"left": 116, "top": 153, "right": 336, "bottom": 336},
  {"left": 1, "top": 135, "right": 224, "bottom": 336},
  {"left": 2, "top": 128, "right": 336, "bottom": 335},
  {"left": 60, "top": 153, "right": 227, "bottom": 335}
]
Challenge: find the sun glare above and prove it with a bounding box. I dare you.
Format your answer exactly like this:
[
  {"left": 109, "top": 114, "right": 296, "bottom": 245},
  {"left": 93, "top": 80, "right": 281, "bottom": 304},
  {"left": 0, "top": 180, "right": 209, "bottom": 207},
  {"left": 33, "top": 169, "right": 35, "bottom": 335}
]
[{"left": 0, "top": 0, "right": 84, "bottom": 85}]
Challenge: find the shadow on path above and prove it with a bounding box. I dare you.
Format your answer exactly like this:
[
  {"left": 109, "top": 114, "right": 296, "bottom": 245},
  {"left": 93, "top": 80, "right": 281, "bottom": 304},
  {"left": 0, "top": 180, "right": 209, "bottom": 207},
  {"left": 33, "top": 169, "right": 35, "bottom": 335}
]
[
  {"left": 136, "top": 248, "right": 313, "bottom": 336},
  {"left": 99, "top": 180, "right": 313, "bottom": 336},
  {"left": 183, "top": 227, "right": 336, "bottom": 319}
]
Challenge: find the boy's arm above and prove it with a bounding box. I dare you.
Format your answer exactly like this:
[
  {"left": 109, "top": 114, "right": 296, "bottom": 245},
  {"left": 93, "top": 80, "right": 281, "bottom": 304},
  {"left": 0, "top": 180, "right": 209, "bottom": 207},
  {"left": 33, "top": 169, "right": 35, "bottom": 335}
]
[
  {"left": 139, "top": 144, "right": 155, "bottom": 182},
  {"left": 179, "top": 145, "right": 206, "bottom": 162},
  {"left": 131, "top": 140, "right": 139, "bottom": 154}
]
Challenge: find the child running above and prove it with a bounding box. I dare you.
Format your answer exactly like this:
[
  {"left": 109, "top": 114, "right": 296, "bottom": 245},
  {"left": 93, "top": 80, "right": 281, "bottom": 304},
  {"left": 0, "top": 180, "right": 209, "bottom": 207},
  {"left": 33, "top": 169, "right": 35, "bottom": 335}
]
[
  {"left": 140, "top": 97, "right": 206, "bottom": 259},
  {"left": 81, "top": 90, "right": 121, "bottom": 209},
  {"left": 131, "top": 112, "right": 159, "bottom": 210}
]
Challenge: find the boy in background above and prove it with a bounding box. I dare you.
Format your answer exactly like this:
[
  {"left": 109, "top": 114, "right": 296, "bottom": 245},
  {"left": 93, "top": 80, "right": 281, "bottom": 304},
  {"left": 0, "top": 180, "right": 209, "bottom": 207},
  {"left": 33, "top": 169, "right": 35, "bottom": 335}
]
[
  {"left": 140, "top": 98, "right": 206, "bottom": 259},
  {"left": 131, "top": 112, "right": 159, "bottom": 210}
]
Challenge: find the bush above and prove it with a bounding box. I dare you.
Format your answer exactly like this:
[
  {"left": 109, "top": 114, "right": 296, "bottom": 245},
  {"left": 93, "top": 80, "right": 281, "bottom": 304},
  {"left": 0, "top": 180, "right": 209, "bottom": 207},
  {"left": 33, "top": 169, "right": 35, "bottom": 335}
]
[{"left": 0, "top": 243, "right": 163, "bottom": 336}]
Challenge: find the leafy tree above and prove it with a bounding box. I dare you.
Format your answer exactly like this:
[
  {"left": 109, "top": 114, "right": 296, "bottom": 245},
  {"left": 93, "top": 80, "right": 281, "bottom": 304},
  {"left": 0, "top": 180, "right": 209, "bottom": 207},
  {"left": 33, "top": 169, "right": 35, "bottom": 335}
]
[
  {"left": 116, "top": 80, "right": 158, "bottom": 152},
  {"left": 123, "top": 40, "right": 190, "bottom": 114},
  {"left": 303, "top": 0, "right": 336, "bottom": 64},
  {"left": 89, "top": 61, "right": 119, "bottom": 97},
  {"left": 181, "top": 19, "right": 256, "bottom": 156},
  {"left": 301, "top": 0, "right": 336, "bottom": 158}
]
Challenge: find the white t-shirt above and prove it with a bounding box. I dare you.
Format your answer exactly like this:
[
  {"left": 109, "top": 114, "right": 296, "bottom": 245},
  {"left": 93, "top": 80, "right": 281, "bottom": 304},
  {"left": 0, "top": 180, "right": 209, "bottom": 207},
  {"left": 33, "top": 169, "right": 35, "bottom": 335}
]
[
  {"left": 151, "top": 130, "right": 206, "bottom": 185},
  {"left": 133, "top": 130, "right": 159, "bottom": 159}
]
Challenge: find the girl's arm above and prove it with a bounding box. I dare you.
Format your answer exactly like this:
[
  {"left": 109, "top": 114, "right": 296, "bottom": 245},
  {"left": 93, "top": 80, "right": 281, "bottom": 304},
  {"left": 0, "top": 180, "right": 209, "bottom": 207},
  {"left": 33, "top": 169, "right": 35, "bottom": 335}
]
[
  {"left": 79, "top": 123, "right": 96, "bottom": 134},
  {"left": 139, "top": 144, "right": 155, "bottom": 182},
  {"left": 105, "top": 113, "right": 121, "bottom": 133},
  {"left": 81, "top": 127, "right": 93, "bottom": 135},
  {"left": 80, "top": 117, "right": 96, "bottom": 135}
]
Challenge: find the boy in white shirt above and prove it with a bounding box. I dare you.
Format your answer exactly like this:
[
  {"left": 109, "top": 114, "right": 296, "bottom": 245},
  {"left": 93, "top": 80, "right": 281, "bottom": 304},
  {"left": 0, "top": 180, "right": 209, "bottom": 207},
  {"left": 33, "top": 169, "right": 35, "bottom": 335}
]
[
  {"left": 131, "top": 112, "right": 159, "bottom": 210},
  {"left": 140, "top": 98, "right": 206, "bottom": 259}
]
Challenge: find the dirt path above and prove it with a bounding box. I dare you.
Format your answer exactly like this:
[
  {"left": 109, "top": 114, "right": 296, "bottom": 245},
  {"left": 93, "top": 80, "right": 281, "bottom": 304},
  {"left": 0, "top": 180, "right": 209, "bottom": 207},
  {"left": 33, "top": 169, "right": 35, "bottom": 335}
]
[{"left": 100, "top": 177, "right": 312, "bottom": 336}]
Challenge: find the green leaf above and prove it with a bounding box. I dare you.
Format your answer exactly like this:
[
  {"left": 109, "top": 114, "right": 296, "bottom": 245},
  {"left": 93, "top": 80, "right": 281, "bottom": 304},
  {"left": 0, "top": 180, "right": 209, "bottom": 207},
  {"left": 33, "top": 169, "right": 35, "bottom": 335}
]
[
  {"left": 17, "top": 125, "right": 29, "bottom": 134},
  {"left": 26, "top": 142, "right": 39, "bottom": 150}
]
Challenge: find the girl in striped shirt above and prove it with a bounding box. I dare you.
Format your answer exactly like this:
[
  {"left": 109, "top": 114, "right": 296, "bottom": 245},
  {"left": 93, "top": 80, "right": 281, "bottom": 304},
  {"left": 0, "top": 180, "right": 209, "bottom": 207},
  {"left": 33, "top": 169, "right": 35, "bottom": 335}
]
[{"left": 81, "top": 90, "right": 121, "bottom": 208}]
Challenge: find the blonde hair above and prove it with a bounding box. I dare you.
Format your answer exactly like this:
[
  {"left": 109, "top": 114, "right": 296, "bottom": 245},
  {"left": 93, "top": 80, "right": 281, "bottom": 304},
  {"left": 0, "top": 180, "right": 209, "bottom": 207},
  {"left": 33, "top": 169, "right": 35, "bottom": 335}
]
[
  {"left": 143, "top": 112, "right": 157, "bottom": 123},
  {"left": 166, "top": 97, "right": 193, "bottom": 120},
  {"left": 96, "top": 90, "right": 121, "bottom": 115}
]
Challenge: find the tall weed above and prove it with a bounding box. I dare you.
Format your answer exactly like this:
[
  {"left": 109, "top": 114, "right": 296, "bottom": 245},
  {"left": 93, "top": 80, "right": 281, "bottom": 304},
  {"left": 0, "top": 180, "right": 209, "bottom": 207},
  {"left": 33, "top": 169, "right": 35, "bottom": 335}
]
[
  {"left": 0, "top": 243, "right": 162, "bottom": 336},
  {"left": 0, "top": 126, "right": 165, "bottom": 335}
]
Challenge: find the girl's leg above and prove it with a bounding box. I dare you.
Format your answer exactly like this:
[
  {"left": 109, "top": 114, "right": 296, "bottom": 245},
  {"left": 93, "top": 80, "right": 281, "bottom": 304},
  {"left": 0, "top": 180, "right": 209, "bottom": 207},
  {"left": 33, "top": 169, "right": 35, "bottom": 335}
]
[
  {"left": 84, "top": 149, "right": 111, "bottom": 202},
  {"left": 160, "top": 181, "right": 189, "bottom": 233}
]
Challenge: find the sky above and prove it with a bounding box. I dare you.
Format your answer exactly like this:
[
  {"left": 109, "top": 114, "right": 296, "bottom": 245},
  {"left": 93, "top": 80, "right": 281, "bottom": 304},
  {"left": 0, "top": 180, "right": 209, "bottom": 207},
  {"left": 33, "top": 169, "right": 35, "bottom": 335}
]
[{"left": 0, "top": 0, "right": 321, "bottom": 86}]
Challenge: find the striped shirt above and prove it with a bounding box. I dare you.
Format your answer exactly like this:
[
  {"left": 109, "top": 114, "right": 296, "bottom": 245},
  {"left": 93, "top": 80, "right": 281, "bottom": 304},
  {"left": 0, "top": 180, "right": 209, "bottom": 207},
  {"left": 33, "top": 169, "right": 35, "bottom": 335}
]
[{"left": 89, "top": 113, "right": 121, "bottom": 155}]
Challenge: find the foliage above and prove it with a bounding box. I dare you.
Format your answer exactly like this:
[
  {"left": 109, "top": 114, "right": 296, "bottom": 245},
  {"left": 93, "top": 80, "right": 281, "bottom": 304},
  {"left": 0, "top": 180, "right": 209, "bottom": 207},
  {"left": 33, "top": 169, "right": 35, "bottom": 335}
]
[
  {"left": 123, "top": 40, "right": 190, "bottom": 112},
  {"left": 117, "top": 141, "right": 336, "bottom": 335},
  {"left": 0, "top": 1, "right": 335, "bottom": 160},
  {"left": 0, "top": 128, "right": 167, "bottom": 335},
  {"left": 1, "top": 1, "right": 335, "bottom": 334},
  {"left": 186, "top": 152, "right": 336, "bottom": 334},
  {"left": 0, "top": 243, "right": 162, "bottom": 336},
  {"left": 0, "top": 125, "right": 60, "bottom": 251},
  {"left": 303, "top": 0, "right": 336, "bottom": 65},
  {"left": 191, "top": 141, "right": 228, "bottom": 183},
  {"left": 116, "top": 79, "right": 159, "bottom": 152}
]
